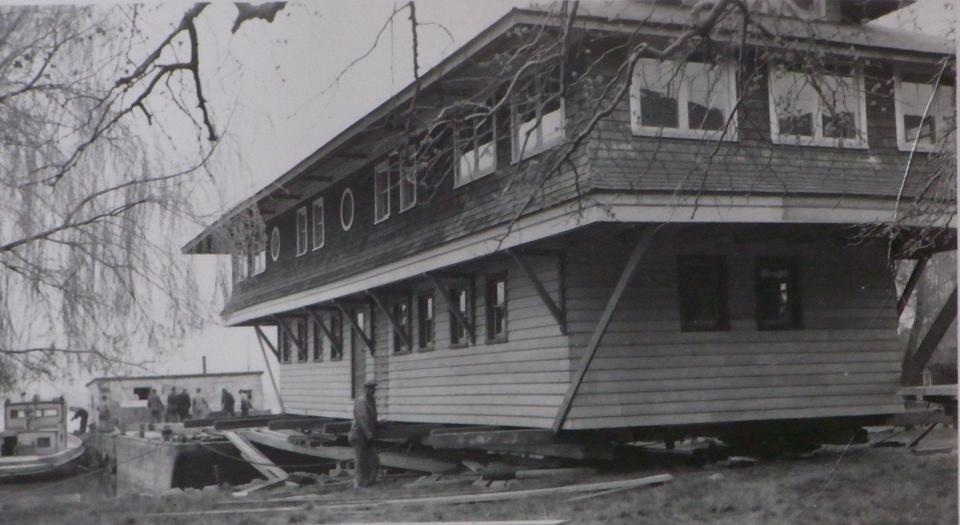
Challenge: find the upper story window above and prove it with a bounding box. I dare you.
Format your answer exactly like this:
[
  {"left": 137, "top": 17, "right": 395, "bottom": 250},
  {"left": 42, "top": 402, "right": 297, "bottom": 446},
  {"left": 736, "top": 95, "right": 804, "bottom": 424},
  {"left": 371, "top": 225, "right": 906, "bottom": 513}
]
[
  {"left": 418, "top": 291, "right": 434, "bottom": 350},
  {"left": 894, "top": 71, "right": 956, "bottom": 152},
  {"left": 455, "top": 107, "right": 497, "bottom": 187},
  {"left": 269, "top": 226, "right": 281, "bottom": 261},
  {"left": 755, "top": 257, "right": 802, "bottom": 330},
  {"left": 485, "top": 273, "right": 508, "bottom": 342},
  {"left": 512, "top": 64, "right": 564, "bottom": 161},
  {"left": 677, "top": 256, "right": 729, "bottom": 331},
  {"left": 295, "top": 207, "right": 308, "bottom": 256},
  {"left": 768, "top": 66, "right": 868, "bottom": 148},
  {"left": 374, "top": 160, "right": 393, "bottom": 224},
  {"left": 340, "top": 188, "right": 354, "bottom": 231},
  {"left": 399, "top": 150, "right": 418, "bottom": 213},
  {"left": 312, "top": 198, "right": 325, "bottom": 250},
  {"left": 631, "top": 58, "right": 738, "bottom": 140}
]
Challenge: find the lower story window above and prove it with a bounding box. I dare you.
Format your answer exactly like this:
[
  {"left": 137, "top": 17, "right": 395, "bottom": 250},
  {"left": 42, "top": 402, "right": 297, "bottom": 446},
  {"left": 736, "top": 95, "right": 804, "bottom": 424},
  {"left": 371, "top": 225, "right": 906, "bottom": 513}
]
[
  {"left": 486, "top": 273, "right": 508, "bottom": 341},
  {"left": 418, "top": 292, "right": 434, "bottom": 349},
  {"left": 677, "top": 256, "right": 729, "bottom": 331},
  {"left": 450, "top": 287, "right": 470, "bottom": 346},
  {"left": 755, "top": 257, "right": 802, "bottom": 330}
]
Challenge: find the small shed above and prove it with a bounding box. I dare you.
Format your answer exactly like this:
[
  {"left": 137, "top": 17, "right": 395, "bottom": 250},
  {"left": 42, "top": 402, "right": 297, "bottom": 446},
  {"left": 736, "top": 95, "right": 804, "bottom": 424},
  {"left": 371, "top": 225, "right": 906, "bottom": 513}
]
[{"left": 86, "top": 371, "right": 264, "bottom": 427}]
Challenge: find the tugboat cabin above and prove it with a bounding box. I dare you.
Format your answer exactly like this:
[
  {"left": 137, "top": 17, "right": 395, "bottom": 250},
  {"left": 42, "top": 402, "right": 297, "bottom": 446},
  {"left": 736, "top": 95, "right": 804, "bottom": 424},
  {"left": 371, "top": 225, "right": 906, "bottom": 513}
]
[
  {"left": 183, "top": 1, "right": 956, "bottom": 449},
  {"left": 1, "top": 398, "right": 69, "bottom": 457}
]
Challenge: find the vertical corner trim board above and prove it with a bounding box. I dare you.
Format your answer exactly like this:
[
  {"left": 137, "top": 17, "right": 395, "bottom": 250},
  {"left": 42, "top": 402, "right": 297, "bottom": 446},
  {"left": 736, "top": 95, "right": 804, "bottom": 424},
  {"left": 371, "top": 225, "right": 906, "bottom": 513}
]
[{"left": 551, "top": 225, "right": 658, "bottom": 433}]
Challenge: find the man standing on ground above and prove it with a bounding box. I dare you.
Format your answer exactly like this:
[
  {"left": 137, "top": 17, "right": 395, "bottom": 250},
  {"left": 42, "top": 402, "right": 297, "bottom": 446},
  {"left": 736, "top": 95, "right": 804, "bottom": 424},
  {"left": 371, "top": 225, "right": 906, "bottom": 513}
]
[
  {"left": 147, "top": 389, "right": 164, "bottom": 424},
  {"left": 348, "top": 381, "right": 380, "bottom": 488},
  {"left": 177, "top": 388, "right": 191, "bottom": 421},
  {"left": 193, "top": 388, "right": 210, "bottom": 419},
  {"left": 166, "top": 387, "right": 180, "bottom": 422},
  {"left": 221, "top": 388, "right": 235, "bottom": 417}
]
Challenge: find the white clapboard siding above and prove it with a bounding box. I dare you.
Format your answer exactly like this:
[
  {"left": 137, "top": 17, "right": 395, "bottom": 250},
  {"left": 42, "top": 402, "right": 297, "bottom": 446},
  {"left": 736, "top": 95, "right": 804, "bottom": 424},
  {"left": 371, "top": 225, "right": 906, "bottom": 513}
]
[{"left": 562, "top": 228, "right": 905, "bottom": 430}]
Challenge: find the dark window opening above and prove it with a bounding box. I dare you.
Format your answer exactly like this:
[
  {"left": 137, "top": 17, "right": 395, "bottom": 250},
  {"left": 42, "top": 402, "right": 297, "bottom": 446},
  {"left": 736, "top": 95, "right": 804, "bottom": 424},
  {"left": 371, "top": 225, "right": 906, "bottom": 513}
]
[
  {"left": 279, "top": 325, "right": 292, "bottom": 363},
  {"left": 312, "top": 317, "right": 324, "bottom": 361},
  {"left": 392, "top": 300, "right": 411, "bottom": 354},
  {"left": 330, "top": 313, "right": 344, "bottom": 361},
  {"left": 418, "top": 292, "right": 434, "bottom": 349},
  {"left": 133, "top": 387, "right": 151, "bottom": 401},
  {"left": 486, "top": 273, "right": 508, "bottom": 342},
  {"left": 677, "top": 256, "right": 729, "bottom": 331},
  {"left": 36, "top": 437, "right": 51, "bottom": 448},
  {"left": 755, "top": 257, "right": 802, "bottom": 330},
  {"left": 450, "top": 287, "right": 470, "bottom": 346}
]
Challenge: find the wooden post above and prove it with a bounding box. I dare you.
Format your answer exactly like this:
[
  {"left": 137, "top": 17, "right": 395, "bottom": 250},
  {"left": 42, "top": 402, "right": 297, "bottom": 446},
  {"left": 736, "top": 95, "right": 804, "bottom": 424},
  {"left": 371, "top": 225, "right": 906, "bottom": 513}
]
[
  {"left": 551, "top": 227, "right": 658, "bottom": 433},
  {"left": 902, "top": 286, "right": 957, "bottom": 386},
  {"left": 507, "top": 249, "right": 566, "bottom": 334},
  {"left": 425, "top": 273, "right": 475, "bottom": 341},
  {"left": 254, "top": 325, "right": 286, "bottom": 415},
  {"left": 898, "top": 256, "right": 929, "bottom": 317},
  {"left": 367, "top": 291, "right": 412, "bottom": 349}
]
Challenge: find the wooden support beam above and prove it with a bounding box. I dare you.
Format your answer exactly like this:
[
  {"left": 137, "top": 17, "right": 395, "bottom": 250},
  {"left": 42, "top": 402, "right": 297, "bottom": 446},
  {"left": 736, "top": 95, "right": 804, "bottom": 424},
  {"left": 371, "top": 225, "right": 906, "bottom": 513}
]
[
  {"left": 428, "top": 429, "right": 556, "bottom": 449},
  {"left": 267, "top": 417, "right": 338, "bottom": 431},
  {"left": 902, "top": 287, "right": 958, "bottom": 385},
  {"left": 253, "top": 325, "right": 285, "bottom": 414},
  {"left": 368, "top": 291, "right": 411, "bottom": 350},
  {"left": 334, "top": 152, "right": 368, "bottom": 161},
  {"left": 254, "top": 325, "right": 280, "bottom": 361},
  {"left": 333, "top": 300, "right": 375, "bottom": 353},
  {"left": 214, "top": 416, "right": 295, "bottom": 430},
  {"left": 270, "top": 193, "right": 301, "bottom": 201},
  {"left": 273, "top": 315, "right": 306, "bottom": 361},
  {"left": 507, "top": 249, "right": 566, "bottom": 334},
  {"left": 898, "top": 256, "right": 929, "bottom": 316},
  {"left": 426, "top": 273, "right": 475, "bottom": 341},
  {"left": 221, "top": 430, "right": 288, "bottom": 481},
  {"left": 302, "top": 174, "right": 331, "bottom": 183},
  {"left": 552, "top": 227, "right": 658, "bottom": 433},
  {"left": 304, "top": 308, "right": 343, "bottom": 358}
]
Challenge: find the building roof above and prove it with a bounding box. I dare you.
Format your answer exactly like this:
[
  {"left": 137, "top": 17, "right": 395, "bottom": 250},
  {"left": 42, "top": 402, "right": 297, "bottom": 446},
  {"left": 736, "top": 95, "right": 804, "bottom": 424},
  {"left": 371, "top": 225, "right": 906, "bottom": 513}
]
[
  {"left": 182, "top": 3, "right": 953, "bottom": 256},
  {"left": 85, "top": 371, "right": 263, "bottom": 387}
]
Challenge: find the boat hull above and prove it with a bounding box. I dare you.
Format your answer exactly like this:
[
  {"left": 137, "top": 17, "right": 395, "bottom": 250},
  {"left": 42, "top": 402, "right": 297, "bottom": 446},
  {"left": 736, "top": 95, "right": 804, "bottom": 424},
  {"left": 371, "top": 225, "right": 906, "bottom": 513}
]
[{"left": 0, "top": 435, "right": 85, "bottom": 483}]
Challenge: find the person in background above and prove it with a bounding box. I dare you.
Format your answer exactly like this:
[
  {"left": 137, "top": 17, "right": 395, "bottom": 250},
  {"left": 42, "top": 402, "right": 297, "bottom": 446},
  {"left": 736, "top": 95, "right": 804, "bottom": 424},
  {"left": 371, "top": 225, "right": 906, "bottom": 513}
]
[
  {"left": 193, "top": 388, "right": 210, "bottom": 419},
  {"left": 177, "top": 388, "right": 191, "bottom": 421},
  {"left": 147, "top": 388, "right": 164, "bottom": 424},
  {"left": 348, "top": 381, "right": 380, "bottom": 488},
  {"left": 165, "top": 387, "right": 180, "bottom": 422},
  {"left": 70, "top": 406, "right": 89, "bottom": 434},
  {"left": 240, "top": 392, "right": 252, "bottom": 417},
  {"left": 98, "top": 395, "right": 113, "bottom": 432},
  {"left": 221, "top": 388, "right": 235, "bottom": 417}
]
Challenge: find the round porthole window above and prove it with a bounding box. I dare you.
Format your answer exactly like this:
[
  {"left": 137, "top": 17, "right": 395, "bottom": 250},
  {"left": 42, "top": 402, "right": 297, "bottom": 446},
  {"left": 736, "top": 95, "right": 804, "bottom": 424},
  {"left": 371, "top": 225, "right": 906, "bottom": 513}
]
[
  {"left": 270, "top": 226, "right": 280, "bottom": 261},
  {"left": 340, "top": 188, "right": 355, "bottom": 231}
]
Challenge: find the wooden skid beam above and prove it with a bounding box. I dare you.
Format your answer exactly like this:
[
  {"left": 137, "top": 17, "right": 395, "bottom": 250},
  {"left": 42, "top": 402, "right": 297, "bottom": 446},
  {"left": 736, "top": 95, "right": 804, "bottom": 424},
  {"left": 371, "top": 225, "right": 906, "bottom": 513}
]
[
  {"left": 214, "top": 416, "right": 292, "bottom": 430},
  {"left": 267, "top": 417, "right": 338, "bottom": 431},
  {"left": 273, "top": 315, "right": 307, "bottom": 361},
  {"left": 304, "top": 308, "right": 343, "bottom": 358},
  {"left": 222, "top": 430, "right": 288, "bottom": 481},
  {"left": 552, "top": 227, "right": 657, "bottom": 433},
  {"left": 486, "top": 442, "right": 614, "bottom": 461},
  {"left": 254, "top": 325, "right": 280, "bottom": 361},
  {"left": 428, "top": 429, "right": 556, "bottom": 449},
  {"left": 507, "top": 248, "right": 565, "bottom": 334},
  {"left": 898, "top": 256, "right": 929, "bottom": 316},
  {"left": 368, "top": 291, "right": 412, "bottom": 349},
  {"left": 333, "top": 300, "right": 375, "bottom": 353},
  {"left": 426, "top": 273, "right": 475, "bottom": 341},
  {"left": 902, "top": 287, "right": 958, "bottom": 385}
]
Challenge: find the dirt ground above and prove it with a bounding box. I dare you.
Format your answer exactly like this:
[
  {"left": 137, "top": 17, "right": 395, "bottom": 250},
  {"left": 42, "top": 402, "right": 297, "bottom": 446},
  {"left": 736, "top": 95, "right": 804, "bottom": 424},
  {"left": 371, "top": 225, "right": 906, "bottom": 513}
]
[{"left": 0, "top": 427, "right": 956, "bottom": 525}]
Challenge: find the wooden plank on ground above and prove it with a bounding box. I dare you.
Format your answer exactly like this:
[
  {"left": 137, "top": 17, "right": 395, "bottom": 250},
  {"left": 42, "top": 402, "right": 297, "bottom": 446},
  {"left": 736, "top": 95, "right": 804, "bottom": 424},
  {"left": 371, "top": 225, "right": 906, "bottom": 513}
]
[
  {"left": 269, "top": 473, "right": 673, "bottom": 507},
  {"left": 428, "top": 429, "right": 557, "bottom": 449},
  {"left": 222, "top": 430, "right": 288, "bottom": 481}
]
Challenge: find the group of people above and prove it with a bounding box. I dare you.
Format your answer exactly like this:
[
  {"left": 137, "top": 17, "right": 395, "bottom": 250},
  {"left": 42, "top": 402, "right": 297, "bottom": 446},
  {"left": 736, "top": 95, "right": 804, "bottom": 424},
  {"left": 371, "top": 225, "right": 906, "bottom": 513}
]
[{"left": 145, "top": 387, "right": 253, "bottom": 423}]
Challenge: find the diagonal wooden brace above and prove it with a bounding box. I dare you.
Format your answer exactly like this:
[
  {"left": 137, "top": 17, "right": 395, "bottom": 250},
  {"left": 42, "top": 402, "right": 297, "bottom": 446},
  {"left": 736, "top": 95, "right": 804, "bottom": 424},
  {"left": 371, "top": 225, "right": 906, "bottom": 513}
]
[
  {"left": 304, "top": 308, "right": 343, "bottom": 359},
  {"left": 507, "top": 248, "right": 566, "bottom": 334},
  {"left": 367, "top": 291, "right": 411, "bottom": 350},
  {"left": 426, "top": 273, "right": 475, "bottom": 341},
  {"left": 333, "top": 300, "right": 375, "bottom": 353},
  {"left": 272, "top": 315, "right": 307, "bottom": 361},
  {"left": 898, "top": 255, "right": 929, "bottom": 317},
  {"left": 902, "top": 286, "right": 957, "bottom": 386},
  {"left": 254, "top": 325, "right": 280, "bottom": 361}
]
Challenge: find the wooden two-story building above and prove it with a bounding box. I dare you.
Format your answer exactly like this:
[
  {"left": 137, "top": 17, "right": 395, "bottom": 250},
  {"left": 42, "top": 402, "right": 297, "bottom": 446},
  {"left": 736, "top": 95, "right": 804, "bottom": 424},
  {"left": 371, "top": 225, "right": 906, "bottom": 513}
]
[{"left": 184, "top": 1, "right": 955, "bottom": 450}]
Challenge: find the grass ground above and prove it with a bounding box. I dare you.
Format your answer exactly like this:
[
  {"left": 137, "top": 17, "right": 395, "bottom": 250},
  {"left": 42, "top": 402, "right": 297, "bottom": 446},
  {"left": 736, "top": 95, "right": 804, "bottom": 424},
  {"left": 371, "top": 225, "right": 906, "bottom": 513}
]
[{"left": 0, "top": 427, "right": 956, "bottom": 524}]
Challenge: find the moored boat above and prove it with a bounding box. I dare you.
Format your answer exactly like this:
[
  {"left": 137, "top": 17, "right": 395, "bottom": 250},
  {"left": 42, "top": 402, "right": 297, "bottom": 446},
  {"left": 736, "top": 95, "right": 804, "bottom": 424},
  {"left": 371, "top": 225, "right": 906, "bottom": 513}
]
[{"left": 0, "top": 397, "right": 85, "bottom": 482}]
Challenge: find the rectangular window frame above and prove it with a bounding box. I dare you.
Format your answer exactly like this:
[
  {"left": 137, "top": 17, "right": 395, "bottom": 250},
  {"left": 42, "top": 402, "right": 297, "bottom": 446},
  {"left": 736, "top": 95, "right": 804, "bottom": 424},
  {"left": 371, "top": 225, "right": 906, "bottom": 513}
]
[
  {"left": 630, "top": 58, "right": 739, "bottom": 141},
  {"left": 485, "top": 272, "right": 509, "bottom": 343},
  {"left": 391, "top": 298, "right": 412, "bottom": 354},
  {"left": 417, "top": 291, "right": 435, "bottom": 351},
  {"left": 893, "top": 70, "right": 955, "bottom": 153},
  {"left": 374, "top": 159, "right": 393, "bottom": 224},
  {"left": 755, "top": 257, "right": 803, "bottom": 331},
  {"left": 295, "top": 207, "right": 308, "bottom": 256},
  {"left": 768, "top": 66, "right": 869, "bottom": 149},
  {"left": 454, "top": 107, "right": 497, "bottom": 188},
  {"left": 511, "top": 65, "right": 566, "bottom": 162},
  {"left": 312, "top": 197, "right": 325, "bottom": 250},
  {"left": 312, "top": 316, "right": 324, "bottom": 362},
  {"left": 279, "top": 324, "right": 292, "bottom": 364},
  {"left": 399, "top": 152, "right": 418, "bottom": 213},
  {"left": 677, "top": 255, "right": 730, "bottom": 332},
  {"left": 449, "top": 286, "right": 473, "bottom": 347},
  {"left": 329, "top": 312, "right": 344, "bottom": 361}
]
